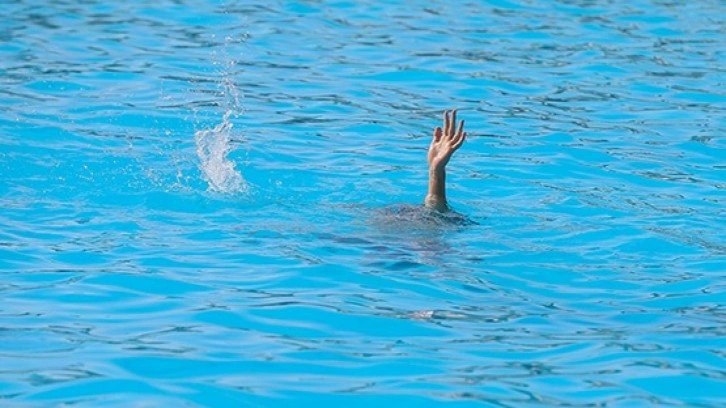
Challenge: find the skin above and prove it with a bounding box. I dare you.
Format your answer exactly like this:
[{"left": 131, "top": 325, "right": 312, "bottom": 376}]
[{"left": 425, "top": 109, "right": 467, "bottom": 212}]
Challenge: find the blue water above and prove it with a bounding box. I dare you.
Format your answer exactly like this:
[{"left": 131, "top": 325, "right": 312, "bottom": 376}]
[{"left": 1, "top": 0, "right": 725, "bottom": 406}]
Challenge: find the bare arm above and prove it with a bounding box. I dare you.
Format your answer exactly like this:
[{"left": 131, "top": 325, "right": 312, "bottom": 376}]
[{"left": 425, "top": 110, "right": 466, "bottom": 212}]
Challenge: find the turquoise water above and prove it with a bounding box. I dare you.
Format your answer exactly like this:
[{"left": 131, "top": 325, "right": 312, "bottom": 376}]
[{"left": 1, "top": 0, "right": 725, "bottom": 406}]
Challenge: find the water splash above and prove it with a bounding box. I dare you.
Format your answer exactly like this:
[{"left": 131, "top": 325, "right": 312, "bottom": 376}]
[
  {"left": 194, "top": 110, "right": 246, "bottom": 193},
  {"left": 192, "top": 32, "right": 248, "bottom": 194}
]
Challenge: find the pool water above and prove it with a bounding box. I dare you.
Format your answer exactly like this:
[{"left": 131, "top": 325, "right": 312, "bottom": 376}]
[{"left": 1, "top": 0, "right": 725, "bottom": 406}]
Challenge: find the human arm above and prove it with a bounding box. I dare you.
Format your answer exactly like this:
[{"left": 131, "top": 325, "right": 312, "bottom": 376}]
[{"left": 424, "top": 109, "right": 466, "bottom": 212}]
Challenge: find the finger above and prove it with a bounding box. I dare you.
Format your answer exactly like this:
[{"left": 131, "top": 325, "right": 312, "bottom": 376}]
[
  {"left": 433, "top": 126, "right": 442, "bottom": 142},
  {"left": 452, "top": 121, "right": 464, "bottom": 144},
  {"left": 443, "top": 110, "right": 449, "bottom": 135},
  {"left": 452, "top": 131, "right": 465, "bottom": 149},
  {"left": 453, "top": 132, "right": 467, "bottom": 150},
  {"left": 449, "top": 109, "right": 457, "bottom": 137}
]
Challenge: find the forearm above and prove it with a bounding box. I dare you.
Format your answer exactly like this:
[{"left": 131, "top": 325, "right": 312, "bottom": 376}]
[{"left": 425, "top": 166, "right": 448, "bottom": 211}]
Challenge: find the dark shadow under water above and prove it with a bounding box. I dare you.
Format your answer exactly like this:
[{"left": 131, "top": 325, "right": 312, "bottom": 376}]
[
  {"left": 319, "top": 203, "right": 480, "bottom": 265},
  {"left": 374, "top": 203, "right": 478, "bottom": 229},
  {"left": 311, "top": 203, "right": 478, "bottom": 262}
]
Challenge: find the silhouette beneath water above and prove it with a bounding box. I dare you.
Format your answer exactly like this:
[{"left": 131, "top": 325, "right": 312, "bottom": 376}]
[{"left": 376, "top": 203, "right": 477, "bottom": 228}]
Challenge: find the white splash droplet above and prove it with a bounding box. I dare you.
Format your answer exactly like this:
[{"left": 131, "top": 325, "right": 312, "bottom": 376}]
[{"left": 194, "top": 110, "right": 246, "bottom": 194}]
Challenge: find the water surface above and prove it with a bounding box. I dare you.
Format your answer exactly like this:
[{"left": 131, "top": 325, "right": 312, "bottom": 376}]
[{"left": 1, "top": 0, "right": 725, "bottom": 406}]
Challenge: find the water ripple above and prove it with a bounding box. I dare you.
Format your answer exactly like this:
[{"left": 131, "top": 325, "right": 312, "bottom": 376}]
[{"left": 1, "top": 0, "right": 725, "bottom": 406}]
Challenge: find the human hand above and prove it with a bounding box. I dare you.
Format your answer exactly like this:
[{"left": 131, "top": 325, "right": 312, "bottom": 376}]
[{"left": 427, "top": 109, "right": 466, "bottom": 173}]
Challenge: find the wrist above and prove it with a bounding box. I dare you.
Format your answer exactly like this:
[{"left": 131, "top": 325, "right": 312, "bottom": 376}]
[{"left": 429, "top": 163, "right": 446, "bottom": 175}]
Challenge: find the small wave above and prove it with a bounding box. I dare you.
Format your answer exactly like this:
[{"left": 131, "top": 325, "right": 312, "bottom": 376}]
[{"left": 194, "top": 110, "right": 246, "bottom": 194}]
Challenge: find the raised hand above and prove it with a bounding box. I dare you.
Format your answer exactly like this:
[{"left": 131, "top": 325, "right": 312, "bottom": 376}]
[
  {"left": 425, "top": 109, "right": 467, "bottom": 212},
  {"left": 427, "top": 109, "right": 466, "bottom": 173}
]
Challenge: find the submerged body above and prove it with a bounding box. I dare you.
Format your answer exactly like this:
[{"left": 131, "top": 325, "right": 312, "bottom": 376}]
[{"left": 380, "top": 203, "right": 476, "bottom": 227}]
